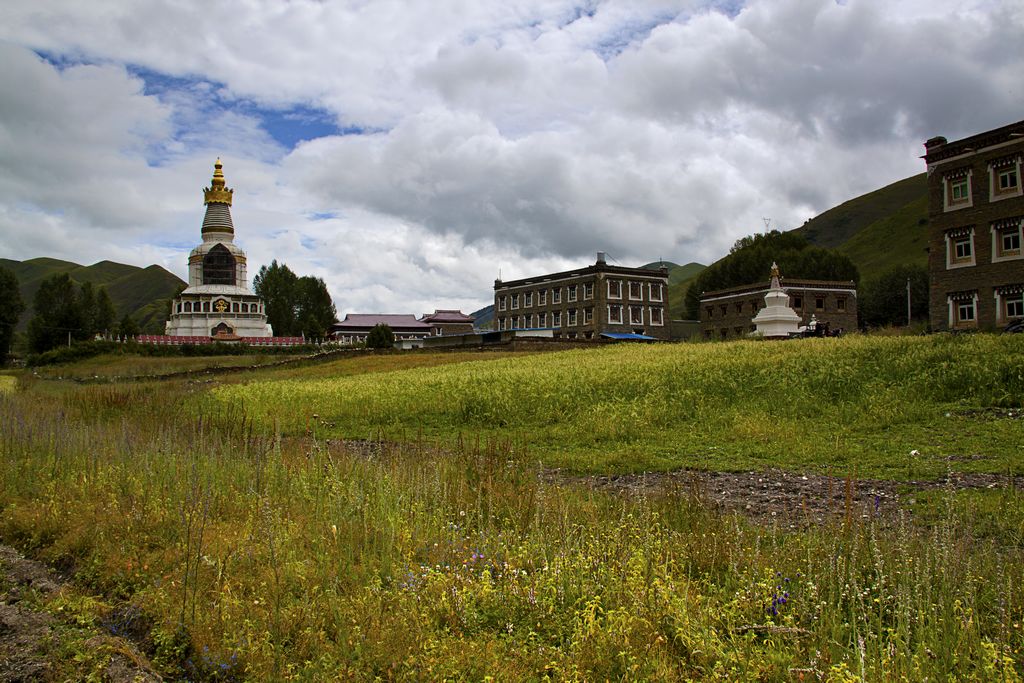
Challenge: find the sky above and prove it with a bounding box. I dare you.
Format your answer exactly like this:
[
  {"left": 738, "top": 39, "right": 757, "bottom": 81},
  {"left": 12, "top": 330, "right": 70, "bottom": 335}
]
[{"left": 0, "top": 1, "right": 1021, "bottom": 317}]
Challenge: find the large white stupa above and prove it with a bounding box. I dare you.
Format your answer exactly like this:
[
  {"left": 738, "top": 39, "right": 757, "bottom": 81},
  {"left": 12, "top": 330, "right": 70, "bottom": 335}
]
[{"left": 164, "top": 160, "right": 273, "bottom": 339}]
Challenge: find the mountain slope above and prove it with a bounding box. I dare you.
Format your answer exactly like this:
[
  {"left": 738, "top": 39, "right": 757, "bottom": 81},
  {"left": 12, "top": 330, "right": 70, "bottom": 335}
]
[{"left": 1, "top": 257, "right": 186, "bottom": 333}]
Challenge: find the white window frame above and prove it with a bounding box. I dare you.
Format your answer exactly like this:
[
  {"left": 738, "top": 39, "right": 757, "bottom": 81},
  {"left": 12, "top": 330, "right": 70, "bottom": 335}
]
[
  {"left": 607, "top": 279, "right": 622, "bottom": 300},
  {"left": 947, "top": 293, "right": 978, "bottom": 329},
  {"left": 990, "top": 159, "right": 1023, "bottom": 202},
  {"left": 945, "top": 229, "right": 976, "bottom": 269},
  {"left": 629, "top": 305, "right": 644, "bottom": 325},
  {"left": 583, "top": 307, "right": 593, "bottom": 324},
  {"left": 992, "top": 220, "right": 1024, "bottom": 263},
  {"left": 552, "top": 288, "right": 562, "bottom": 304},
  {"left": 649, "top": 283, "right": 663, "bottom": 302},
  {"left": 538, "top": 312, "right": 547, "bottom": 327},
  {"left": 628, "top": 281, "right": 643, "bottom": 301},
  {"left": 608, "top": 304, "right": 623, "bottom": 324},
  {"left": 525, "top": 291, "right": 533, "bottom": 307},
  {"left": 944, "top": 171, "right": 973, "bottom": 212},
  {"left": 552, "top": 311, "right": 561, "bottom": 328},
  {"left": 539, "top": 289, "right": 547, "bottom": 306},
  {"left": 583, "top": 282, "right": 594, "bottom": 300},
  {"left": 511, "top": 293, "right": 520, "bottom": 310},
  {"left": 568, "top": 309, "right": 577, "bottom": 326},
  {"left": 649, "top": 306, "right": 664, "bottom": 326},
  {"left": 498, "top": 295, "right": 506, "bottom": 312},
  {"left": 567, "top": 284, "right": 578, "bottom": 302},
  {"left": 995, "top": 288, "right": 1024, "bottom": 323}
]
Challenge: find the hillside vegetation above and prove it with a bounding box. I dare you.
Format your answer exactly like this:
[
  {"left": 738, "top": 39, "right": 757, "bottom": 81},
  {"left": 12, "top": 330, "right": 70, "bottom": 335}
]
[{"left": 0, "top": 257, "right": 185, "bottom": 333}]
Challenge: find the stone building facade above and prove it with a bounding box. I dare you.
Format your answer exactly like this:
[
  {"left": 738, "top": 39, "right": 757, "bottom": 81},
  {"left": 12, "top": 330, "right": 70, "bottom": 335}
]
[
  {"left": 493, "top": 253, "right": 670, "bottom": 340},
  {"left": 700, "top": 278, "right": 857, "bottom": 340},
  {"left": 419, "top": 310, "right": 475, "bottom": 336},
  {"left": 923, "top": 120, "right": 1024, "bottom": 331},
  {"left": 329, "top": 314, "right": 434, "bottom": 345}
]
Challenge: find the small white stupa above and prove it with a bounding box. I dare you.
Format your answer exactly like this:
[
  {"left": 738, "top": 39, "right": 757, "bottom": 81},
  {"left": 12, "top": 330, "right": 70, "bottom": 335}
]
[{"left": 751, "top": 262, "right": 801, "bottom": 338}]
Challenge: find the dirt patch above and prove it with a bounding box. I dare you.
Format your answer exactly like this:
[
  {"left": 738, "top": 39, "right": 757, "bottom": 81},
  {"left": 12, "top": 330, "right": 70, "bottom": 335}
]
[
  {"left": 0, "top": 545, "right": 161, "bottom": 683},
  {"left": 546, "top": 468, "right": 1024, "bottom": 525}
]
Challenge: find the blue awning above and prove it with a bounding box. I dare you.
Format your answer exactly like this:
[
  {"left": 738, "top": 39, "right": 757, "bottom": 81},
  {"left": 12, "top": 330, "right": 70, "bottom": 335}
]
[{"left": 600, "top": 332, "right": 657, "bottom": 341}]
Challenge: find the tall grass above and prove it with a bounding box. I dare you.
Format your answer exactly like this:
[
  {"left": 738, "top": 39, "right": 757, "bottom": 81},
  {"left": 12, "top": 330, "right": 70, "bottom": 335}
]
[{"left": 0, "top": 349, "right": 1022, "bottom": 680}]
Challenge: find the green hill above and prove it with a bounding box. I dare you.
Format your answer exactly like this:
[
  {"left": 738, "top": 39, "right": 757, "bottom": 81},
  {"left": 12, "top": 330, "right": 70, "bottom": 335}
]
[
  {"left": 793, "top": 173, "right": 928, "bottom": 280},
  {"left": 0, "top": 257, "right": 186, "bottom": 334},
  {"left": 640, "top": 261, "right": 707, "bottom": 319}
]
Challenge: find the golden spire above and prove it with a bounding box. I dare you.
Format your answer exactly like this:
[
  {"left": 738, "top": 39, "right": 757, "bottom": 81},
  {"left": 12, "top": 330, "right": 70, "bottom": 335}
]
[{"left": 204, "top": 158, "right": 234, "bottom": 206}]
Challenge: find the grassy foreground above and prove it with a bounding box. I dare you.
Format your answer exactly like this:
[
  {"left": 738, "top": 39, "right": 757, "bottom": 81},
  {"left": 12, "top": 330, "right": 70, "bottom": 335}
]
[
  {"left": 0, "top": 337, "right": 1021, "bottom": 680},
  {"left": 212, "top": 334, "right": 1024, "bottom": 478}
]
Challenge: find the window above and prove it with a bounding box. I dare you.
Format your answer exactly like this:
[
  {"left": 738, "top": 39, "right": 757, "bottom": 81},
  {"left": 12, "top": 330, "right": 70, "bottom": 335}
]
[
  {"left": 944, "top": 171, "right": 972, "bottom": 210},
  {"left": 498, "top": 317, "right": 505, "bottom": 331},
  {"left": 720, "top": 304, "right": 728, "bottom": 316},
  {"left": 497, "top": 296, "right": 506, "bottom": 311},
  {"left": 946, "top": 229, "right": 976, "bottom": 268},
  {"left": 525, "top": 291, "right": 533, "bottom": 307},
  {"left": 704, "top": 306, "right": 713, "bottom": 319},
  {"left": 815, "top": 296, "right": 825, "bottom": 312},
  {"left": 583, "top": 283, "right": 594, "bottom": 300},
  {"left": 202, "top": 243, "right": 236, "bottom": 286},
  {"left": 527, "top": 314, "right": 535, "bottom": 328},
  {"left": 609, "top": 305, "right": 623, "bottom": 324},
  {"left": 734, "top": 302, "right": 744, "bottom": 314},
  {"left": 552, "top": 311, "right": 561, "bottom": 328},
  {"left": 750, "top": 300, "right": 759, "bottom": 313},
  {"left": 649, "top": 307, "right": 664, "bottom": 326},
  {"left": 511, "top": 293, "right": 520, "bottom": 309},
  {"left": 538, "top": 312, "right": 547, "bottom": 327},
  {"left": 539, "top": 289, "right": 547, "bottom": 306},
  {"left": 520, "top": 315, "right": 527, "bottom": 329},
  {"left": 568, "top": 309, "right": 577, "bottom": 326},
  {"left": 793, "top": 295, "right": 803, "bottom": 310},
  {"left": 993, "top": 220, "right": 1023, "bottom": 261},
  {"left": 630, "top": 306, "right": 644, "bottom": 325},
  {"left": 1005, "top": 291, "right": 1024, "bottom": 320},
  {"left": 734, "top": 327, "right": 745, "bottom": 336},
  {"left": 649, "top": 283, "right": 663, "bottom": 302},
  {"left": 583, "top": 307, "right": 593, "bottom": 324},
  {"left": 628, "top": 281, "right": 643, "bottom": 300},
  {"left": 837, "top": 297, "right": 847, "bottom": 313},
  {"left": 608, "top": 279, "right": 622, "bottom": 299},
  {"left": 568, "top": 284, "right": 578, "bottom": 302},
  {"left": 991, "top": 159, "right": 1022, "bottom": 201},
  {"left": 949, "top": 293, "right": 977, "bottom": 329},
  {"left": 552, "top": 288, "right": 562, "bottom": 304}
]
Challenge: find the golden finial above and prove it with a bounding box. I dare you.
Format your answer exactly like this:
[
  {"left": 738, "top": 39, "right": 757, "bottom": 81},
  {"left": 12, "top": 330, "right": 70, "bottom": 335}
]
[{"left": 204, "top": 158, "right": 233, "bottom": 206}]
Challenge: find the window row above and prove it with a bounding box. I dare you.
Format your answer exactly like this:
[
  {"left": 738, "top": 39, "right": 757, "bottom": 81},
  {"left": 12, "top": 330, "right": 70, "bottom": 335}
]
[
  {"left": 703, "top": 295, "right": 847, "bottom": 319},
  {"left": 948, "top": 286, "right": 1024, "bottom": 328},
  {"left": 945, "top": 220, "right": 1023, "bottom": 269},
  {"left": 176, "top": 300, "right": 262, "bottom": 314},
  {"left": 497, "top": 305, "right": 664, "bottom": 330},
  {"left": 497, "top": 280, "right": 664, "bottom": 311},
  {"left": 943, "top": 157, "right": 1022, "bottom": 211}
]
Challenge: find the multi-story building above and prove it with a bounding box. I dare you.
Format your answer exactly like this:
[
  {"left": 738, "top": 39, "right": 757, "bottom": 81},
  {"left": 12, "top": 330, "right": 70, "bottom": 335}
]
[
  {"left": 492, "top": 253, "right": 670, "bottom": 340},
  {"left": 700, "top": 277, "right": 857, "bottom": 340},
  {"left": 923, "top": 120, "right": 1024, "bottom": 331}
]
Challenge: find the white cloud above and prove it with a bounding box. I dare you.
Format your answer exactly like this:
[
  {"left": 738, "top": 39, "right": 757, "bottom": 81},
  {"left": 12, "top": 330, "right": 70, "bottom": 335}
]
[{"left": 0, "top": 0, "right": 1022, "bottom": 317}]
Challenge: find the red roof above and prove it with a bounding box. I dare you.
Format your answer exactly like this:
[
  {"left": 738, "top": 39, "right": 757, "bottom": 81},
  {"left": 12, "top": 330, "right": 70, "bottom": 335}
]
[{"left": 419, "top": 309, "right": 474, "bottom": 323}]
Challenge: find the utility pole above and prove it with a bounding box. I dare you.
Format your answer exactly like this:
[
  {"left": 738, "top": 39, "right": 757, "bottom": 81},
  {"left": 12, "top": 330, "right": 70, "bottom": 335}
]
[{"left": 906, "top": 277, "right": 912, "bottom": 327}]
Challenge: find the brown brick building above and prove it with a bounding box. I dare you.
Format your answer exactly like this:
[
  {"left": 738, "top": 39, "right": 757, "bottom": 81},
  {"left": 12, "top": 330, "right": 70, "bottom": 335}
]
[
  {"left": 700, "top": 278, "right": 857, "bottom": 340},
  {"left": 923, "top": 120, "right": 1024, "bottom": 331},
  {"left": 419, "top": 309, "right": 475, "bottom": 336},
  {"left": 493, "top": 253, "right": 670, "bottom": 340}
]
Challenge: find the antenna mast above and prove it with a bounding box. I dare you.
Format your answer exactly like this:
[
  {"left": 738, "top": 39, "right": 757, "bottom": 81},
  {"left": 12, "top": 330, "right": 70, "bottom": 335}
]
[{"left": 762, "top": 217, "right": 772, "bottom": 234}]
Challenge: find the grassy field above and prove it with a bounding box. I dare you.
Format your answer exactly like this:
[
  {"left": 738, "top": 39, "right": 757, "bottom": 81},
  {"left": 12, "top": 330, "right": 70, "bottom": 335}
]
[{"left": 0, "top": 337, "right": 1022, "bottom": 680}]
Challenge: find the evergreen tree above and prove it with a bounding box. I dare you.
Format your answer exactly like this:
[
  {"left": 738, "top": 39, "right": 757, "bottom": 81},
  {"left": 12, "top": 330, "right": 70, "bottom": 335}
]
[
  {"left": 27, "top": 273, "right": 84, "bottom": 353},
  {"left": 254, "top": 260, "right": 299, "bottom": 336},
  {"left": 295, "top": 275, "right": 337, "bottom": 339},
  {"left": 0, "top": 267, "right": 24, "bottom": 364},
  {"left": 684, "top": 231, "right": 859, "bottom": 318},
  {"left": 859, "top": 263, "right": 929, "bottom": 328},
  {"left": 78, "top": 281, "right": 97, "bottom": 337},
  {"left": 365, "top": 324, "right": 394, "bottom": 349},
  {"left": 95, "top": 287, "right": 117, "bottom": 336},
  {"left": 117, "top": 314, "right": 140, "bottom": 338}
]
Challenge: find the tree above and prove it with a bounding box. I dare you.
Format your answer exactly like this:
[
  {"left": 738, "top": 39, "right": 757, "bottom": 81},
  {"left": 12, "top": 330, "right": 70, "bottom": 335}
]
[
  {"left": 684, "top": 231, "right": 859, "bottom": 318},
  {"left": 95, "top": 287, "right": 117, "bottom": 336},
  {"left": 0, "top": 267, "right": 24, "bottom": 365},
  {"left": 295, "top": 276, "right": 337, "bottom": 339},
  {"left": 365, "top": 324, "right": 394, "bottom": 349},
  {"left": 254, "top": 260, "right": 299, "bottom": 336},
  {"left": 117, "top": 314, "right": 140, "bottom": 338},
  {"left": 859, "top": 263, "right": 929, "bottom": 328},
  {"left": 27, "top": 273, "right": 84, "bottom": 353}
]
